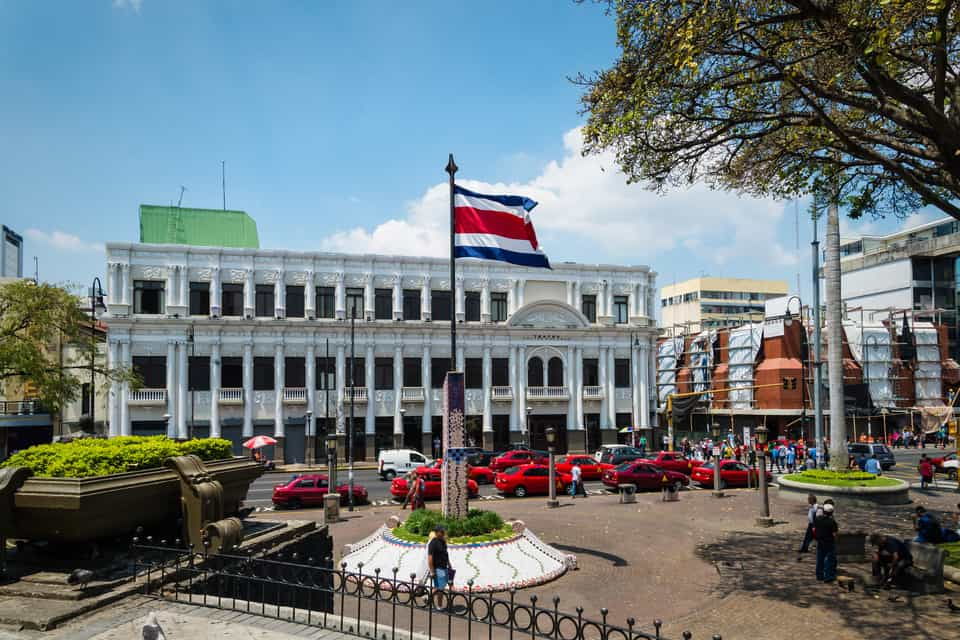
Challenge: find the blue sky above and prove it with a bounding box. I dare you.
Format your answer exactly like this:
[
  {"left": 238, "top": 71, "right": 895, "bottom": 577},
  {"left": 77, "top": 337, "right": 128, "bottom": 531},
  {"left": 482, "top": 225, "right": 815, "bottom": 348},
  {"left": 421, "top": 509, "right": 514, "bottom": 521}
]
[{"left": 0, "top": 0, "right": 942, "bottom": 303}]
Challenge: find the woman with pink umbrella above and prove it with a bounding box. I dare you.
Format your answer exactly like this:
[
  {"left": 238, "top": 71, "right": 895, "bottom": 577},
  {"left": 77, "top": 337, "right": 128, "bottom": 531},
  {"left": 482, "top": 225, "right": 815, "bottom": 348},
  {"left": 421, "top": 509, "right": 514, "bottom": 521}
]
[{"left": 243, "top": 435, "right": 277, "bottom": 470}]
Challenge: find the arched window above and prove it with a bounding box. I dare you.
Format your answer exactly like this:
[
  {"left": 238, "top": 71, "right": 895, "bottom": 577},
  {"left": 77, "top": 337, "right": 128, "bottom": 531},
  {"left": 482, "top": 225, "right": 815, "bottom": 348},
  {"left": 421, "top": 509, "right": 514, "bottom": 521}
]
[
  {"left": 527, "top": 357, "right": 544, "bottom": 387},
  {"left": 547, "top": 357, "right": 564, "bottom": 387}
]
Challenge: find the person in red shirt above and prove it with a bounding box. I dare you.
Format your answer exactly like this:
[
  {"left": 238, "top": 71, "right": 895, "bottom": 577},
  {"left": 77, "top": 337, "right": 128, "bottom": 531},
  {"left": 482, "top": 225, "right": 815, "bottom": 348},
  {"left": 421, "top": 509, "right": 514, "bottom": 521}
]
[{"left": 919, "top": 455, "right": 934, "bottom": 490}]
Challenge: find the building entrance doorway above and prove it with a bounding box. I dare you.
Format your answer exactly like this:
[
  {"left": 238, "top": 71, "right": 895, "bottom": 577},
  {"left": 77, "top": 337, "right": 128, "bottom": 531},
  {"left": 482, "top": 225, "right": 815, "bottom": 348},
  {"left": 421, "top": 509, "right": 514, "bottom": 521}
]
[{"left": 527, "top": 415, "right": 567, "bottom": 454}]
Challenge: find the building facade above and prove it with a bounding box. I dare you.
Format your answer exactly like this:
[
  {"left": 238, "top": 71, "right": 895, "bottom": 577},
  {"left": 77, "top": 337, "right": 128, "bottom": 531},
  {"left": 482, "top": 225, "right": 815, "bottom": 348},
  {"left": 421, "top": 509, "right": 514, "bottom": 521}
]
[
  {"left": 2, "top": 225, "right": 23, "bottom": 279},
  {"left": 103, "top": 244, "right": 658, "bottom": 461},
  {"left": 659, "top": 277, "right": 788, "bottom": 334},
  {"left": 840, "top": 217, "right": 960, "bottom": 358}
]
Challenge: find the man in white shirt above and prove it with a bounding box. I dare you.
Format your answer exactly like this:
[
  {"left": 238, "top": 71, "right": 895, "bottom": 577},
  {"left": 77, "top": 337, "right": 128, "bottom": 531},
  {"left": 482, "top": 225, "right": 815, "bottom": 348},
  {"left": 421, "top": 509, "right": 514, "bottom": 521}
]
[
  {"left": 798, "top": 493, "right": 818, "bottom": 553},
  {"left": 571, "top": 462, "right": 586, "bottom": 498}
]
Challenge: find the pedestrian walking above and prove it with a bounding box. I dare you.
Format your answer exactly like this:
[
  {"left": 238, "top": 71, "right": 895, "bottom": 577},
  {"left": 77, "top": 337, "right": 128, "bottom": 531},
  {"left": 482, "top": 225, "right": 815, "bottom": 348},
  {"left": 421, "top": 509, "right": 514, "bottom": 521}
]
[
  {"left": 400, "top": 469, "right": 418, "bottom": 509},
  {"left": 411, "top": 474, "right": 426, "bottom": 511},
  {"left": 919, "top": 455, "right": 934, "bottom": 489},
  {"left": 786, "top": 446, "right": 797, "bottom": 473},
  {"left": 814, "top": 503, "right": 838, "bottom": 583},
  {"left": 571, "top": 462, "right": 587, "bottom": 498},
  {"left": 798, "top": 493, "right": 818, "bottom": 554},
  {"left": 770, "top": 445, "right": 779, "bottom": 472},
  {"left": 427, "top": 523, "right": 454, "bottom": 603}
]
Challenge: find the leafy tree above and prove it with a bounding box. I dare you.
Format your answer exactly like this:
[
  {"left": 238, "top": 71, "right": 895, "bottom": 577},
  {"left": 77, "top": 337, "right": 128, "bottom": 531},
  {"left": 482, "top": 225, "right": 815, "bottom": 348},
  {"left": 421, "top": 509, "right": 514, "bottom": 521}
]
[
  {"left": 580, "top": 0, "right": 960, "bottom": 468},
  {"left": 0, "top": 280, "right": 136, "bottom": 414}
]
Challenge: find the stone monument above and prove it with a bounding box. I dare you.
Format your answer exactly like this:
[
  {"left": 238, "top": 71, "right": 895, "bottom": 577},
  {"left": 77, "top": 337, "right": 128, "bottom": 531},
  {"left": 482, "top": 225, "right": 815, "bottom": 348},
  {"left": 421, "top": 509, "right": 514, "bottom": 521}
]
[{"left": 441, "top": 371, "right": 468, "bottom": 518}]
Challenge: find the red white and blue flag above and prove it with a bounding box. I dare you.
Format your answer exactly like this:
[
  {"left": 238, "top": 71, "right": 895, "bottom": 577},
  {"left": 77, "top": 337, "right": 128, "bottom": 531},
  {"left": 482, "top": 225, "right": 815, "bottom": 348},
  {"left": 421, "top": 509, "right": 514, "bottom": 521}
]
[{"left": 454, "top": 184, "right": 551, "bottom": 269}]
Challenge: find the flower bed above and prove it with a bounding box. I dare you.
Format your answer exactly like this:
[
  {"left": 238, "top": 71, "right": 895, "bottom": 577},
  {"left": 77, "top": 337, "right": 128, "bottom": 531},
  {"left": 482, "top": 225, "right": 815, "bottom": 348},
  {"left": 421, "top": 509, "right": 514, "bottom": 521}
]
[
  {"left": 1, "top": 436, "right": 233, "bottom": 478},
  {"left": 391, "top": 508, "right": 514, "bottom": 544},
  {"left": 784, "top": 470, "right": 901, "bottom": 488}
]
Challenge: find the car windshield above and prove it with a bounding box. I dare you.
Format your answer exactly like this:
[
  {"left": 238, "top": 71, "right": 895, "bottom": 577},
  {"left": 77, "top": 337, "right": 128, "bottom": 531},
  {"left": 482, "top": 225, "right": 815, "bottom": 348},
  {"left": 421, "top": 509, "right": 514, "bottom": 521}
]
[{"left": 502, "top": 466, "right": 522, "bottom": 475}]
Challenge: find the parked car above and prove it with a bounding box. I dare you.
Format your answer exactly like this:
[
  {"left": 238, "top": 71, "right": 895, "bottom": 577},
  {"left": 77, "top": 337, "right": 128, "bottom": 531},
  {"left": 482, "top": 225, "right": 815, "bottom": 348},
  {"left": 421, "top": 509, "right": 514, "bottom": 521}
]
[
  {"left": 934, "top": 453, "right": 959, "bottom": 479},
  {"left": 421, "top": 459, "right": 496, "bottom": 484},
  {"left": 467, "top": 450, "right": 499, "bottom": 467},
  {"left": 494, "top": 464, "right": 572, "bottom": 497},
  {"left": 640, "top": 451, "right": 696, "bottom": 475},
  {"left": 389, "top": 467, "right": 480, "bottom": 501},
  {"left": 931, "top": 451, "right": 956, "bottom": 470},
  {"left": 272, "top": 474, "right": 368, "bottom": 508},
  {"left": 593, "top": 444, "right": 635, "bottom": 462},
  {"left": 846, "top": 443, "right": 896, "bottom": 470},
  {"left": 598, "top": 449, "right": 644, "bottom": 467},
  {"left": 489, "top": 449, "right": 548, "bottom": 471},
  {"left": 378, "top": 449, "right": 432, "bottom": 480},
  {"left": 690, "top": 461, "right": 771, "bottom": 489},
  {"left": 553, "top": 455, "right": 604, "bottom": 481},
  {"left": 601, "top": 462, "right": 689, "bottom": 492}
]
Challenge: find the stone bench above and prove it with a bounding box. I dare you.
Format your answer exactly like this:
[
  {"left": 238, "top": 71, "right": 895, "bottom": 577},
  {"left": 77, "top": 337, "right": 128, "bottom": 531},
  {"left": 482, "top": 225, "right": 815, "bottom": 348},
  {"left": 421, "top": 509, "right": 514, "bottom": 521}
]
[{"left": 903, "top": 541, "right": 945, "bottom": 594}]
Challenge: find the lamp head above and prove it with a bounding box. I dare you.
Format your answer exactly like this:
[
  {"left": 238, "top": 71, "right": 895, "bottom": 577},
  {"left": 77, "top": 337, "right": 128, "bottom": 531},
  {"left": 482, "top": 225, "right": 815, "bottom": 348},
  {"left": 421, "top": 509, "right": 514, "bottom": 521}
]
[
  {"left": 755, "top": 424, "right": 768, "bottom": 445},
  {"left": 325, "top": 433, "right": 338, "bottom": 453},
  {"left": 526, "top": 406, "right": 533, "bottom": 415},
  {"left": 711, "top": 422, "right": 720, "bottom": 439},
  {"left": 399, "top": 407, "right": 406, "bottom": 415},
  {"left": 545, "top": 426, "right": 556, "bottom": 445}
]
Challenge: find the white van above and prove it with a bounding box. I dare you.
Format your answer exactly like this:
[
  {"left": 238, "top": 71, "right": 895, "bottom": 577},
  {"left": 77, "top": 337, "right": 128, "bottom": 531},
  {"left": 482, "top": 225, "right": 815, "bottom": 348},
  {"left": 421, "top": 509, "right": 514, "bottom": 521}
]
[{"left": 378, "top": 449, "right": 432, "bottom": 480}]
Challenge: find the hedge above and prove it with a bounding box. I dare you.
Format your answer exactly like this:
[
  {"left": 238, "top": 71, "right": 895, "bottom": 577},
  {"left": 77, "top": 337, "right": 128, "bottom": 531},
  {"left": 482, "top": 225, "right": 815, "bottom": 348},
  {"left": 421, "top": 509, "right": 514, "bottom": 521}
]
[
  {"left": 783, "top": 469, "right": 902, "bottom": 487},
  {"left": 396, "top": 508, "right": 507, "bottom": 543},
  {"left": 0, "top": 436, "right": 234, "bottom": 478}
]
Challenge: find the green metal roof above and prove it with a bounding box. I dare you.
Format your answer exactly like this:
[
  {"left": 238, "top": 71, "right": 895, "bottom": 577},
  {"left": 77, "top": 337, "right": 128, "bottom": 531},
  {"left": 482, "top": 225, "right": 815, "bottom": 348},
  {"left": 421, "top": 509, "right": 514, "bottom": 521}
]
[{"left": 139, "top": 205, "right": 260, "bottom": 248}]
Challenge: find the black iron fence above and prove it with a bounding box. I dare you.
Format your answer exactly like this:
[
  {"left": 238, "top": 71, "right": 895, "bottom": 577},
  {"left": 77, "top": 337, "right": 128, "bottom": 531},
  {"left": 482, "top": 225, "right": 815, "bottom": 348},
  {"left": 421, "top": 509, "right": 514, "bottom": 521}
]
[{"left": 131, "top": 540, "right": 722, "bottom": 640}]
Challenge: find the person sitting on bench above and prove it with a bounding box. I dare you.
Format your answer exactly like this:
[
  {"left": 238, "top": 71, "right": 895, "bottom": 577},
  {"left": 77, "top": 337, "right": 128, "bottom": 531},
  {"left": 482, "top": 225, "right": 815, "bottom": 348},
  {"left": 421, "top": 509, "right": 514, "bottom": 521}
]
[{"left": 870, "top": 533, "right": 913, "bottom": 588}]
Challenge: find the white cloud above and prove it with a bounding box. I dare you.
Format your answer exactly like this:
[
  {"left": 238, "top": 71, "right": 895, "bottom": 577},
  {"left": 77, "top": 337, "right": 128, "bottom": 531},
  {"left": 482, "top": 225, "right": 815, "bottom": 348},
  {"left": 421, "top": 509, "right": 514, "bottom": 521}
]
[
  {"left": 25, "top": 228, "right": 105, "bottom": 254},
  {"left": 322, "top": 127, "right": 795, "bottom": 268},
  {"left": 112, "top": 0, "right": 143, "bottom": 13}
]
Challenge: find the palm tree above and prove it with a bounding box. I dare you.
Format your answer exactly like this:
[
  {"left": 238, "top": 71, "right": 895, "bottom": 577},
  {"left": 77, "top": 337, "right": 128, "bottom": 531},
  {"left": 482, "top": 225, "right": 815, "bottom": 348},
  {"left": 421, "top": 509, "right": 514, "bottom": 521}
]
[{"left": 824, "top": 196, "right": 846, "bottom": 469}]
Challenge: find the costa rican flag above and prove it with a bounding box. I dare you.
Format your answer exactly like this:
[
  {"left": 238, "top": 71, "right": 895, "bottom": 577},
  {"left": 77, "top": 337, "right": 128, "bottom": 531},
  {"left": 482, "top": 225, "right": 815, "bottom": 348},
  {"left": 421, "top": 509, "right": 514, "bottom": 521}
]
[{"left": 454, "top": 184, "right": 551, "bottom": 269}]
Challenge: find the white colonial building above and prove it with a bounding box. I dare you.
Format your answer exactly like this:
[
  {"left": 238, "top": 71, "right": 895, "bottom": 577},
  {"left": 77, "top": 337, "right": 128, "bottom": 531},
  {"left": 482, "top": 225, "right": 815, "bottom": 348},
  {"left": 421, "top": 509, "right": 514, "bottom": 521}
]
[{"left": 103, "top": 243, "right": 657, "bottom": 462}]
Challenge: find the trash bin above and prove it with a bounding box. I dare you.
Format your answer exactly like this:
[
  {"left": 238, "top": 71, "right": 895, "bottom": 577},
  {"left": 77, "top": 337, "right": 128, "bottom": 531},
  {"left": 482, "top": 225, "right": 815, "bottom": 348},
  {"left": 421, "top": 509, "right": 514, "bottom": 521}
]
[
  {"left": 618, "top": 484, "right": 637, "bottom": 504},
  {"left": 661, "top": 485, "right": 680, "bottom": 502}
]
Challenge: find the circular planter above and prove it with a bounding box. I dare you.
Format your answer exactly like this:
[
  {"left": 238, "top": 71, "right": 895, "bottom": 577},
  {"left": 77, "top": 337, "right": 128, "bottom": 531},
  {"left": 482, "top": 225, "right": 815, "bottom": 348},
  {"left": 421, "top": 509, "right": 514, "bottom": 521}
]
[{"left": 776, "top": 475, "right": 910, "bottom": 507}]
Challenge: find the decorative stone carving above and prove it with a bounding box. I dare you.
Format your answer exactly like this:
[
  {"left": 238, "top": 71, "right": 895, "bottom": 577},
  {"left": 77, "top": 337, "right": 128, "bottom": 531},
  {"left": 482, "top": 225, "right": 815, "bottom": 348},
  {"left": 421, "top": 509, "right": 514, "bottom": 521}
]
[{"left": 227, "top": 269, "right": 246, "bottom": 283}]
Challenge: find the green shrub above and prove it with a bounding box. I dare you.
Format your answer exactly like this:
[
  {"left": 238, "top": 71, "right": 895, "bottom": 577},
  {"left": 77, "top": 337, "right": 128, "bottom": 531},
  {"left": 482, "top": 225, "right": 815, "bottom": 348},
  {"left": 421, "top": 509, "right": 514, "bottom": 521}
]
[
  {"left": 799, "top": 469, "right": 877, "bottom": 482},
  {"left": 0, "top": 436, "right": 236, "bottom": 478},
  {"left": 400, "top": 508, "right": 505, "bottom": 540}
]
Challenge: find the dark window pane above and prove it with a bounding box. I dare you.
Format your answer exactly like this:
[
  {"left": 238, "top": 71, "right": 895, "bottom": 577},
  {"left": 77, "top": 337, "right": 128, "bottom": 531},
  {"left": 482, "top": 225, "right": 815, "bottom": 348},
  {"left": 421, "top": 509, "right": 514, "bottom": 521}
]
[
  {"left": 432, "top": 290, "right": 452, "bottom": 321},
  {"left": 221, "top": 357, "right": 243, "bottom": 388},
  {"left": 583, "top": 359, "right": 599, "bottom": 386},
  {"left": 431, "top": 359, "right": 449, "bottom": 389},
  {"left": 492, "top": 358, "right": 509, "bottom": 386},
  {"left": 255, "top": 285, "right": 274, "bottom": 317},
  {"left": 133, "top": 356, "right": 166, "bottom": 388},
  {"left": 614, "top": 295, "right": 629, "bottom": 324},
  {"left": 347, "top": 357, "right": 365, "bottom": 388},
  {"left": 528, "top": 357, "right": 544, "bottom": 387},
  {"left": 316, "top": 287, "right": 335, "bottom": 318},
  {"left": 285, "top": 357, "right": 305, "bottom": 388},
  {"left": 286, "top": 286, "right": 305, "bottom": 318},
  {"left": 222, "top": 283, "right": 243, "bottom": 316},
  {"left": 465, "top": 291, "right": 481, "bottom": 321},
  {"left": 134, "top": 280, "right": 164, "bottom": 315},
  {"left": 346, "top": 288, "right": 364, "bottom": 318},
  {"left": 189, "top": 282, "right": 210, "bottom": 316},
  {"left": 491, "top": 292, "right": 507, "bottom": 322},
  {"left": 253, "top": 357, "right": 274, "bottom": 390},
  {"left": 582, "top": 295, "right": 597, "bottom": 322},
  {"left": 375, "top": 357, "right": 393, "bottom": 390},
  {"left": 315, "top": 357, "right": 336, "bottom": 389},
  {"left": 547, "top": 357, "right": 563, "bottom": 387},
  {"left": 614, "top": 358, "right": 630, "bottom": 388},
  {"left": 375, "top": 288, "right": 393, "bottom": 320},
  {"left": 403, "top": 289, "right": 421, "bottom": 320},
  {"left": 189, "top": 356, "right": 210, "bottom": 391},
  {"left": 465, "top": 358, "right": 482, "bottom": 389},
  {"left": 403, "top": 357, "right": 422, "bottom": 387}
]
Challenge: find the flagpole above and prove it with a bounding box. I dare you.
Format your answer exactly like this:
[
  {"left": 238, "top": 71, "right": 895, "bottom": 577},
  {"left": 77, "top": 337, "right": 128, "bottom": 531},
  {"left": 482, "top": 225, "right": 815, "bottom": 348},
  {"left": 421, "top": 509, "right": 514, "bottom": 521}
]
[{"left": 446, "top": 154, "right": 458, "bottom": 372}]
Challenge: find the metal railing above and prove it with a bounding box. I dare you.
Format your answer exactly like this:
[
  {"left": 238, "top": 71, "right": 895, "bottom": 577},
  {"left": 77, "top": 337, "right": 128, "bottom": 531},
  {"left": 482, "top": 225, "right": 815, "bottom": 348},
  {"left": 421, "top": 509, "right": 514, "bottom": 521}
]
[
  {"left": 128, "top": 389, "right": 167, "bottom": 404},
  {"left": 527, "top": 387, "right": 569, "bottom": 401},
  {"left": 582, "top": 386, "right": 603, "bottom": 400},
  {"left": 283, "top": 387, "right": 307, "bottom": 403},
  {"left": 131, "top": 541, "right": 716, "bottom": 640},
  {"left": 345, "top": 387, "right": 368, "bottom": 403},
  {"left": 219, "top": 388, "right": 243, "bottom": 404},
  {"left": 490, "top": 386, "right": 513, "bottom": 401},
  {"left": 402, "top": 387, "right": 425, "bottom": 402},
  {"left": 0, "top": 400, "right": 40, "bottom": 415}
]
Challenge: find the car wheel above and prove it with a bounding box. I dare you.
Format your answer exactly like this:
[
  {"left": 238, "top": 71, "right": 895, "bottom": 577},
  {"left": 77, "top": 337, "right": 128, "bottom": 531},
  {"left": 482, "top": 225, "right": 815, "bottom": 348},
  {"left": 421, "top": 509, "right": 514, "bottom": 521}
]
[
  {"left": 949, "top": 469, "right": 957, "bottom": 481},
  {"left": 384, "top": 470, "right": 396, "bottom": 481},
  {"left": 288, "top": 498, "right": 301, "bottom": 510},
  {"left": 672, "top": 480, "right": 683, "bottom": 493},
  {"left": 514, "top": 486, "right": 528, "bottom": 498}
]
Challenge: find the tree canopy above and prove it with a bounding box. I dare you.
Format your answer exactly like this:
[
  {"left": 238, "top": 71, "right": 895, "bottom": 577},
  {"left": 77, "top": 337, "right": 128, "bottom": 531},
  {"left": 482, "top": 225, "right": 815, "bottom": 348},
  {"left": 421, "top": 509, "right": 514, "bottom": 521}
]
[
  {"left": 0, "top": 280, "right": 135, "bottom": 413},
  {"left": 579, "top": 0, "right": 960, "bottom": 219}
]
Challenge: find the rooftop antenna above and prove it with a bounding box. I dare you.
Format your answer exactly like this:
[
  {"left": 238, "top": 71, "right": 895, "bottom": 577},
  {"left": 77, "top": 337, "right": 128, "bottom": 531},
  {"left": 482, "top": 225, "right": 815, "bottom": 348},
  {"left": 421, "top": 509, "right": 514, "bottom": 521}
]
[
  {"left": 221, "top": 160, "right": 226, "bottom": 210},
  {"left": 177, "top": 185, "right": 187, "bottom": 208}
]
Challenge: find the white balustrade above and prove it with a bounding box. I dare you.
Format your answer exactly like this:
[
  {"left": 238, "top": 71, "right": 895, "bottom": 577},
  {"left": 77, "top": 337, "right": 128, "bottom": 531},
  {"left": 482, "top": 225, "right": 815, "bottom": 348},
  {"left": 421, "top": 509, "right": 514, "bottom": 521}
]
[
  {"left": 283, "top": 387, "right": 307, "bottom": 403},
  {"left": 401, "top": 387, "right": 425, "bottom": 402},
  {"left": 128, "top": 389, "right": 167, "bottom": 405},
  {"left": 490, "top": 386, "right": 514, "bottom": 402},
  {"left": 345, "top": 387, "right": 368, "bottom": 403},
  {"left": 526, "top": 386, "right": 570, "bottom": 401},
  {"left": 219, "top": 388, "right": 243, "bottom": 404},
  {"left": 582, "top": 386, "right": 603, "bottom": 400}
]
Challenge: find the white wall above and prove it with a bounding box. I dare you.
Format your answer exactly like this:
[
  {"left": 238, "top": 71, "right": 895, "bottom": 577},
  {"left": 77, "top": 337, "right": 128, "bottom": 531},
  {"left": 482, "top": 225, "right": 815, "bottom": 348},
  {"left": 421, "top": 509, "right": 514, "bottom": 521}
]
[
  {"left": 841, "top": 259, "right": 912, "bottom": 302},
  {"left": 524, "top": 280, "right": 566, "bottom": 305}
]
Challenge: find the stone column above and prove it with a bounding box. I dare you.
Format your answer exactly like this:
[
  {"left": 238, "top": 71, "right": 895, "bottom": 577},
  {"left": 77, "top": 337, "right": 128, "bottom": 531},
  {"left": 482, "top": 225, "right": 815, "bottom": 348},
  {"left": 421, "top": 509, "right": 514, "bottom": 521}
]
[
  {"left": 606, "top": 347, "right": 617, "bottom": 439},
  {"left": 242, "top": 342, "right": 254, "bottom": 438},
  {"left": 507, "top": 279, "right": 516, "bottom": 315},
  {"left": 482, "top": 345, "right": 493, "bottom": 450},
  {"left": 121, "top": 264, "right": 131, "bottom": 307},
  {"left": 566, "top": 281, "right": 574, "bottom": 306},
  {"left": 508, "top": 345, "right": 518, "bottom": 433},
  {"left": 305, "top": 343, "right": 316, "bottom": 462},
  {"left": 639, "top": 342, "right": 651, "bottom": 430},
  {"left": 335, "top": 272, "right": 345, "bottom": 321},
  {"left": 542, "top": 359, "right": 548, "bottom": 389},
  {"left": 166, "top": 267, "right": 177, "bottom": 311},
  {"left": 456, "top": 345, "right": 465, "bottom": 373},
  {"left": 631, "top": 342, "right": 641, "bottom": 432},
  {"left": 108, "top": 340, "right": 120, "bottom": 437},
  {"left": 392, "top": 274, "right": 403, "bottom": 320},
  {"left": 336, "top": 343, "right": 346, "bottom": 458},
  {"left": 120, "top": 340, "right": 131, "bottom": 436},
  {"left": 305, "top": 271, "right": 315, "bottom": 319},
  {"left": 166, "top": 340, "right": 177, "bottom": 438},
  {"left": 480, "top": 278, "right": 490, "bottom": 323},
  {"left": 273, "top": 342, "right": 286, "bottom": 462},
  {"left": 566, "top": 344, "right": 576, "bottom": 433},
  {"left": 598, "top": 346, "right": 609, "bottom": 430},
  {"left": 274, "top": 271, "right": 285, "bottom": 318},
  {"left": 455, "top": 275, "right": 465, "bottom": 323},
  {"left": 575, "top": 346, "right": 585, "bottom": 450},
  {"left": 364, "top": 274, "right": 374, "bottom": 321},
  {"left": 517, "top": 345, "right": 527, "bottom": 442},
  {"left": 365, "top": 342, "right": 376, "bottom": 460},
  {"left": 422, "top": 342, "right": 432, "bottom": 454},
  {"left": 176, "top": 341, "right": 188, "bottom": 439},
  {"left": 393, "top": 343, "right": 403, "bottom": 448},
  {"left": 421, "top": 276, "right": 432, "bottom": 321},
  {"left": 211, "top": 267, "right": 221, "bottom": 317},
  {"left": 179, "top": 265, "right": 188, "bottom": 312},
  {"left": 573, "top": 281, "right": 581, "bottom": 311},
  {"left": 516, "top": 279, "right": 525, "bottom": 308},
  {"left": 210, "top": 341, "right": 221, "bottom": 439}
]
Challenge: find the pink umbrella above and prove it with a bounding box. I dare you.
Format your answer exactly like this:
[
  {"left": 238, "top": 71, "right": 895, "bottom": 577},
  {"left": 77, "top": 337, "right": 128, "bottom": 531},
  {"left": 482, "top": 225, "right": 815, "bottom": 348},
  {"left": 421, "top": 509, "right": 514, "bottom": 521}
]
[{"left": 242, "top": 435, "right": 278, "bottom": 450}]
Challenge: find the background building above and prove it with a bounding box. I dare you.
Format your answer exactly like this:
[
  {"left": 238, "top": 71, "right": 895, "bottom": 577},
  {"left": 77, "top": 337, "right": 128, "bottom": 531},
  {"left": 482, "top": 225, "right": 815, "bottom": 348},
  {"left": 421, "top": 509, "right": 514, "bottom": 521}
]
[
  {"left": 1, "top": 225, "right": 23, "bottom": 279},
  {"left": 659, "top": 277, "right": 788, "bottom": 334},
  {"left": 104, "top": 207, "right": 659, "bottom": 462},
  {"left": 840, "top": 216, "right": 960, "bottom": 358}
]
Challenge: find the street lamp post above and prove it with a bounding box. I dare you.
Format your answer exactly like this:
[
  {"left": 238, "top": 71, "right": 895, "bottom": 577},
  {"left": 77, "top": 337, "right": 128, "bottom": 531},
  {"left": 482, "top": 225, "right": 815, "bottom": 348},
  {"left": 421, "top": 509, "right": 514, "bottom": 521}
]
[
  {"left": 348, "top": 305, "right": 356, "bottom": 512},
  {"left": 398, "top": 407, "right": 406, "bottom": 449},
  {"left": 525, "top": 406, "right": 533, "bottom": 449},
  {"left": 324, "top": 432, "right": 340, "bottom": 523},
  {"left": 187, "top": 325, "right": 195, "bottom": 440},
  {"left": 162, "top": 413, "right": 172, "bottom": 442},
  {"left": 88, "top": 278, "right": 105, "bottom": 434},
  {"left": 755, "top": 424, "right": 773, "bottom": 527},
  {"left": 711, "top": 422, "right": 724, "bottom": 498},
  {"left": 546, "top": 426, "right": 559, "bottom": 508}
]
